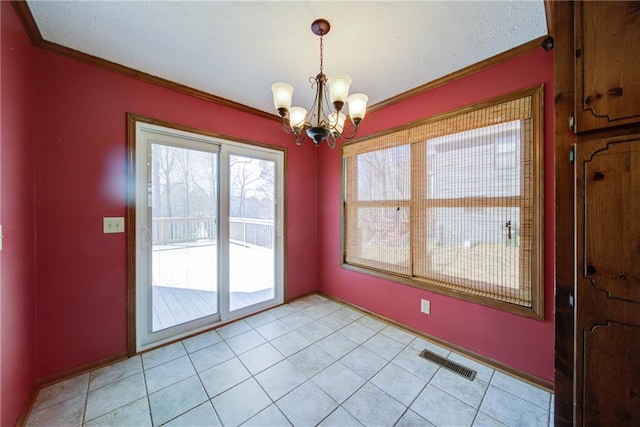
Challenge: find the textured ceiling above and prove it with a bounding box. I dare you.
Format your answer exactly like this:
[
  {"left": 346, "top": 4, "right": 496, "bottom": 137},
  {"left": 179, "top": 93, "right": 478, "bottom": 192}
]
[{"left": 26, "top": 1, "right": 547, "bottom": 116}]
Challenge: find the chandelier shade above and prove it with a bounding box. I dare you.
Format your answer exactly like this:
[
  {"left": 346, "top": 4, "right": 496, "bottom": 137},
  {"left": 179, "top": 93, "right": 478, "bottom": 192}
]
[
  {"left": 271, "top": 82, "right": 294, "bottom": 113},
  {"left": 347, "top": 93, "right": 369, "bottom": 124},
  {"left": 328, "top": 73, "right": 352, "bottom": 107},
  {"left": 288, "top": 107, "right": 307, "bottom": 130},
  {"left": 271, "top": 19, "right": 368, "bottom": 148}
]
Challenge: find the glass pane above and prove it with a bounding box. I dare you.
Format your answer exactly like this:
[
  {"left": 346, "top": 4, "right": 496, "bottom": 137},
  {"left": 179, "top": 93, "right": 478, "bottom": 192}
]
[
  {"left": 347, "top": 206, "right": 410, "bottom": 274},
  {"left": 420, "top": 207, "right": 520, "bottom": 289},
  {"left": 425, "top": 121, "right": 521, "bottom": 199},
  {"left": 229, "top": 155, "right": 275, "bottom": 311},
  {"left": 151, "top": 143, "right": 218, "bottom": 332},
  {"left": 357, "top": 145, "right": 410, "bottom": 201}
]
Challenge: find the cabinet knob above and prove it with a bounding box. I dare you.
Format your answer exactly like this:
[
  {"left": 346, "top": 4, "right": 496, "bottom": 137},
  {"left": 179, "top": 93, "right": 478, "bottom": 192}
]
[{"left": 607, "top": 87, "right": 623, "bottom": 97}]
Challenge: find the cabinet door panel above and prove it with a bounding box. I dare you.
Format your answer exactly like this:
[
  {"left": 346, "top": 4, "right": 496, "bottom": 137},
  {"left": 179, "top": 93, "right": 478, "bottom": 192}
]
[
  {"left": 575, "top": 1, "right": 640, "bottom": 132},
  {"left": 583, "top": 321, "right": 640, "bottom": 426},
  {"left": 575, "top": 135, "right": 640, "bottom": 426},
  {"left": 583, "top": 143, "right": 640, "bottom": 302}
]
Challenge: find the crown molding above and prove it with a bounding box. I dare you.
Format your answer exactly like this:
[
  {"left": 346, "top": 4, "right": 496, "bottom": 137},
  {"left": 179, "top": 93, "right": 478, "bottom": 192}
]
[
  {"left": 12, "top": 0, "right": 42, "bottom": 45},
  {"left": 10, "top": 0, "right": 277, "bottom": 121},
  {"left": 367, "top": 35, "right": 549, "bottom": 113},
  {"left": 12, "top": 0, "right": 549, "bottom": 120}
]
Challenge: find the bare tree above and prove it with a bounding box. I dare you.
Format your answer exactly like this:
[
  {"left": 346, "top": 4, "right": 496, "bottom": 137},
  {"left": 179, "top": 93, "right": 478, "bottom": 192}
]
[
  {"left": 187, "top": 151, "right": 218, "bottom": 217},
  {"left": 230, "top": 156, "right": 261, "bottom": 218},
  {"left": 359, "top": 146, "right": 410, "bottom": 200},
  {"left": 153, "top": 144, "right": 178, "bottom": 217},
  {"left": 206, "top": 153, "right": 217, "bottom": 216},
  {"left": 175, "top": 148, "right": 193, "bottom": 216},
  {"left": 257, "top": 160, "right": 275, "bottom": 219}
]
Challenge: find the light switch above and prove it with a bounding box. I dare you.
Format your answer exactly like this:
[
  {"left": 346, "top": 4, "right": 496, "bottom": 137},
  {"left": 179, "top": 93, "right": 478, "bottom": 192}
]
[{"left": 103, "top": 217, "right": 125, "bottom": 233}]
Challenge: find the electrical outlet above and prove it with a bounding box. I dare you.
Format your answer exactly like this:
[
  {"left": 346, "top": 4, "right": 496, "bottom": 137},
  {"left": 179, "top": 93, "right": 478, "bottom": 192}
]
[
  {"left": 420, "top": 299, "right": 431, "bottom": 315},
  {"left": 103, "top": 217, "right": 125, "bottom": 234}
]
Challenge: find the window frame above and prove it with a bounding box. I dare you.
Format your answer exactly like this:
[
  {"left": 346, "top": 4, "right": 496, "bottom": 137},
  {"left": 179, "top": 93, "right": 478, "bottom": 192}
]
[{"left": 341, "top": 85, "right": 544, "bottom": 319}]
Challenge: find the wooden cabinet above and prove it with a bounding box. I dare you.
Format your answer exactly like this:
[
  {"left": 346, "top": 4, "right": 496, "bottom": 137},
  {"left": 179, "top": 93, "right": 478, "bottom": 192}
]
[
  {"left": 554, "top": 1, "right": 640, "bottom": 425},
  {"left": 574, "top": 1, "right": 640, "bottom": 133}
]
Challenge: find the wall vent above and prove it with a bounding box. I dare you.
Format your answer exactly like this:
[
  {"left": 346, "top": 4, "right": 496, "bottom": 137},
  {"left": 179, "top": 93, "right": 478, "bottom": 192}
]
[{"left": 419, "top": 349, "right": 477, "bottom": 381}]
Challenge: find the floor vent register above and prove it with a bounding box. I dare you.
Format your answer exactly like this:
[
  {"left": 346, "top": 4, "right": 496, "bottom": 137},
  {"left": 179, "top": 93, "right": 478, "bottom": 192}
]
[{"left": 419, "top": 349, "right": 477, "bottom": 381}]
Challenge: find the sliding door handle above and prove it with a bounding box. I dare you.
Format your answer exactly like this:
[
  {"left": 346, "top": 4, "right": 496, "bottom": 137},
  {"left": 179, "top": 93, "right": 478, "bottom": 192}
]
[{"left": 141, "top": 227, "right": 152, "bottom": 249}]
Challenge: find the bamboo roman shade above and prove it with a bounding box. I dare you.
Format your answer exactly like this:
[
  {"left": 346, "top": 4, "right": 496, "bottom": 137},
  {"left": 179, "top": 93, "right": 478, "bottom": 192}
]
[{"left": 343, "top": 86, "right": 543, "bottom": 317}]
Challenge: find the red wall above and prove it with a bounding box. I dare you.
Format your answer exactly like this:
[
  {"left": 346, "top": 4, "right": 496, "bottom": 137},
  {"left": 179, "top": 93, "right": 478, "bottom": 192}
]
[
  {"left": 33, "top": 50, "right": 319, "bottom": 378},
  {"left": 318, "top": 48, "right": 555, "bottom": 382},
  {"left": 1, "top": 3, "right": 38, "bottom": 425}
]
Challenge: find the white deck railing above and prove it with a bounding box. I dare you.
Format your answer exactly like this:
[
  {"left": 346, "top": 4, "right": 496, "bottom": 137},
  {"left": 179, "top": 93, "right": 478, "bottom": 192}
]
[{"left": 153, "top": 216, "right": 274, "bottom": 249}]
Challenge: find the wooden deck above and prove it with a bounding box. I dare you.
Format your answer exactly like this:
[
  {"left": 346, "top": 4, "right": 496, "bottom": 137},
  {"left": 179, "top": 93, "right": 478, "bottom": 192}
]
[
  {"left": 152, "top": 286, "right": 274, "bottom": 331},
  {"left": 151, "top": 242, "right": 276, "bottom": 331}
]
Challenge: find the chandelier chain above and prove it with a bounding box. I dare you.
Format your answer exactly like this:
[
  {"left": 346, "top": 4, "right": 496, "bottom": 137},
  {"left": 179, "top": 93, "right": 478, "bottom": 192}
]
[{"left": 319, "top": 35, "right": 324, "bottom": 74}]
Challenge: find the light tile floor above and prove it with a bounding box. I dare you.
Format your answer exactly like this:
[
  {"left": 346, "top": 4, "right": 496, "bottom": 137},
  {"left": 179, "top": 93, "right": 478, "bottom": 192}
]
[{"left": 26, "top": 294, "right": 554, "bottom": 427}]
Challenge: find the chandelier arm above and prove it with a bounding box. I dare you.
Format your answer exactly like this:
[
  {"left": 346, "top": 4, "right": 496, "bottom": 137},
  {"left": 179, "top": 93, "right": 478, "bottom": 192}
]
[
  {"left": 279, "top": 117, "right": 297, "bottom": 135},
  {"left": 326, "top": 133, "right": 337, "bottom": 149},
  {"left": 321, "top": 82, "right": 339, "bottom": 132},
  {"left": 294, "top": 132, "right": 307, "bottom": 146},
  {"left": 337, "top": 120, "right": 359, "bottom": 140},
  {"left": 315, "top": 74, "right": 328, "bottom": 128},
  {"left": 304, "top": 75, "right": 323, "bottom": 129},
  {"left": 280, "top": 115, "right": 312, "bottom": 145}
]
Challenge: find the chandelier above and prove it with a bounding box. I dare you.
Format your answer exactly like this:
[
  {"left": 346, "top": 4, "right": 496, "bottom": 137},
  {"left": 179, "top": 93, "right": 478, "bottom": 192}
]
[{"left": 271, "top": 19, "right": 368, "bottom": 148}]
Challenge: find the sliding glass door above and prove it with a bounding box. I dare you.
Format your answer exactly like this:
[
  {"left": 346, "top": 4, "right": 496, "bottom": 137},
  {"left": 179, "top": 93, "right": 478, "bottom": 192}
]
[
  {"left": 150, "top": 142, "right": 219, "bottom": 332},
  {"left": 133, "top": 120, "right": 284, "bottom": 351}
]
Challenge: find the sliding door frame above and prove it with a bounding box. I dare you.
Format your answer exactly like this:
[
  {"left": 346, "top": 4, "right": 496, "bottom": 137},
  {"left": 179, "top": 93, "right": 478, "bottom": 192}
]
[{"left": 126, "top": 114, "right": 287, "bottom": 355}]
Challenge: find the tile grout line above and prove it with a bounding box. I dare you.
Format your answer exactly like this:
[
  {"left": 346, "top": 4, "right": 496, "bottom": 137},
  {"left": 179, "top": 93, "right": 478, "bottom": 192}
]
[
  {"left": 469, "top": 369, "right": 495, "bottom": 426},
  {"left": 144, "top": 342, "right": 197, "bottom": 425},
  {"left": 254, "top": 304, "right": 324, "bottom": 424},
  {"left": 308, "top": 320, "right": 411, "bottom": 426},
  {"left": 165, "top": 340, "right": 211, "bottom": 425},
  {"left": 141, "top": 351, "right": 155, "bottom": 427},
  {"left": 217, "top": 306, "right": 297, "bottom": 425},
  {"left": 80, "top": 373, "right": 90, "bottom": 426},
  {"left": 228, "top": 336, "right": 279, "bottom": 424},
  {"left": 242, "top": 304, "right": 302, "bottom": 427},
  {"left": 25, "top": 374, "right": 91, "bottom": 424},
  {"left": 394, "top": 366, "right": 440, "bottom": 426},
  {"left": 184, "top": 338, "right": 226, "bottom": 425},
  {"left": 489, "top": 377, "right": 552, "bottom": 412},
  {"left": 242, "top": 304, "right": 361, "bottom": 426}
]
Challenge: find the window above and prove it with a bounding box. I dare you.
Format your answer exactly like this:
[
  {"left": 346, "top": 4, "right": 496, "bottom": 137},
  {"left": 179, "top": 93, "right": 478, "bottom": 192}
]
[{"left": 342, "top": 86, "right": 543, "bottom": 318}]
